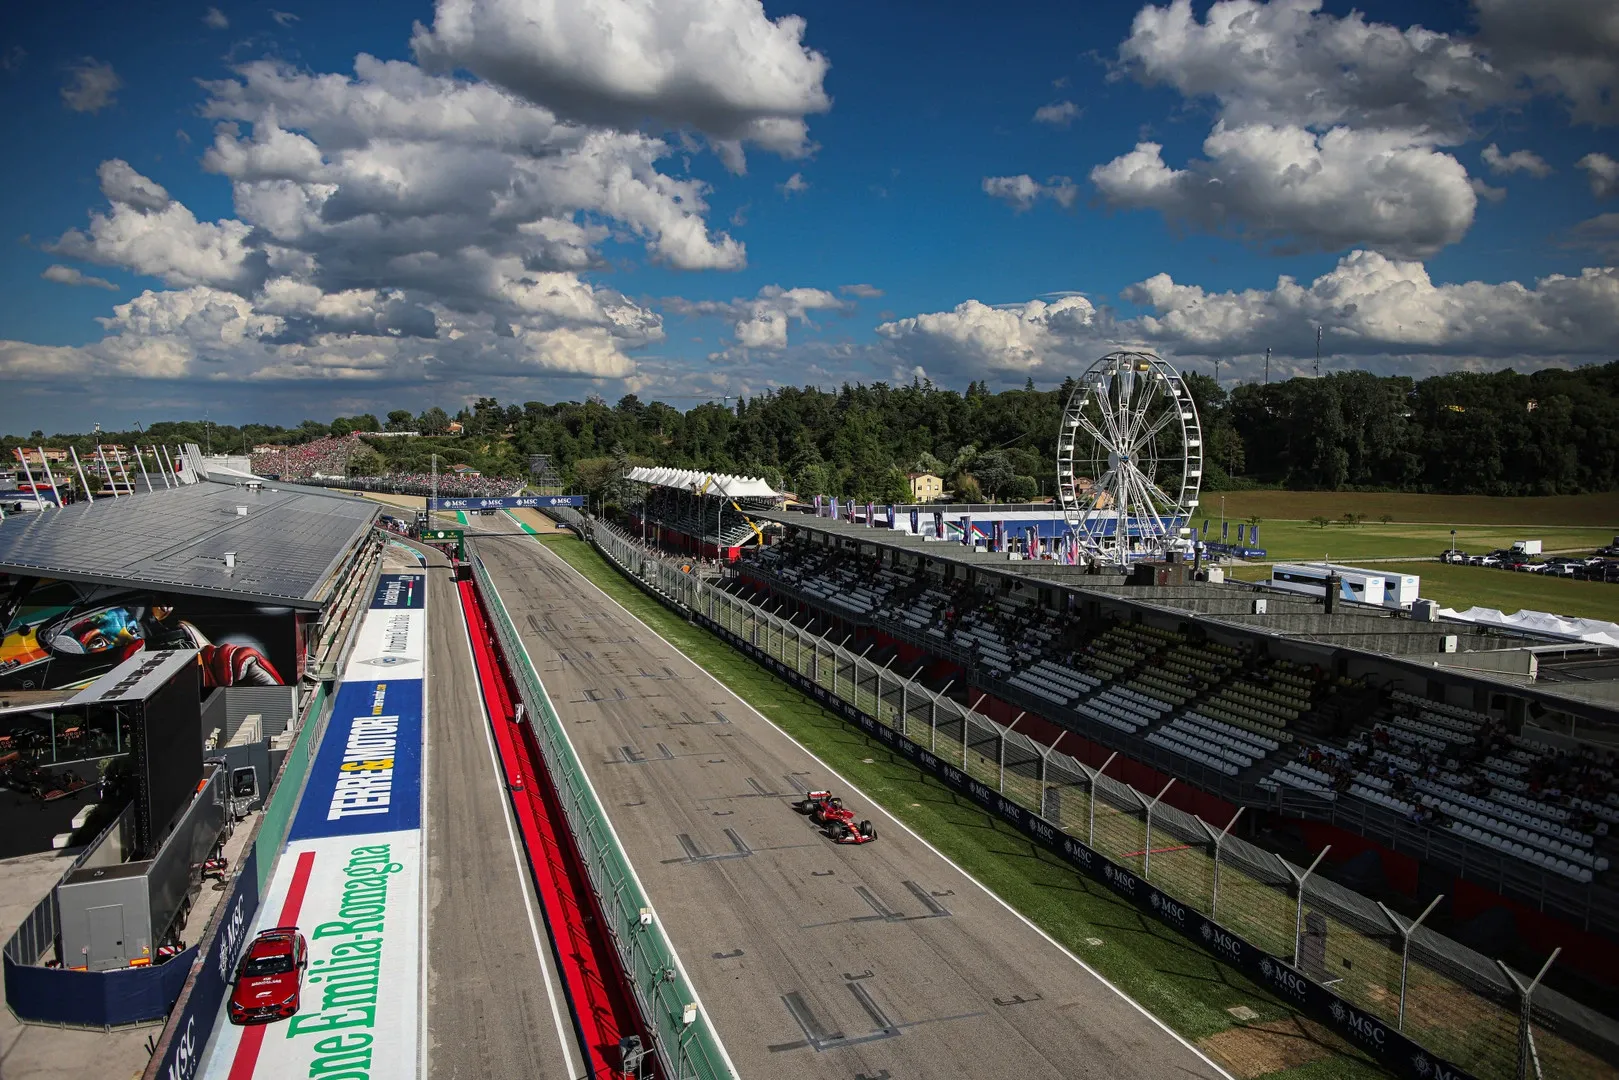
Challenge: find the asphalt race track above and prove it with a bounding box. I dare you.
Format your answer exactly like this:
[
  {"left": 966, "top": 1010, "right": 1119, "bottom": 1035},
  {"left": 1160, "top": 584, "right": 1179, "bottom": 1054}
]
[
  {"left": 472, "top": 526, "right": 1230, "bottom": 1080},
  {"left": 411, "top": 540, "right": 585, "bottom": 1080}
]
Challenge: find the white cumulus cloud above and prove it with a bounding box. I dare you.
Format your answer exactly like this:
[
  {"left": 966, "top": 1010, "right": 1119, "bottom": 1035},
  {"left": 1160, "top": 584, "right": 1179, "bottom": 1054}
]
[
  {"left": 1120, "top": 249, "right": 1619, "bottom": 359},
  {"left": 410, "top": 0, "right": 831, "bottom": 168},
  {"left": 1033, "top": 100, "right": 1079, "bottom": 126},
  {"left": 203, "top": 7, "right": 229, "bottom": 29},
  {"left": 1091, "top": 125, "right": 1476, "bottom": 258},
  {"left": 1578, "top": 152, "right": 1619, "bottom": 199},
  {"left": 42, "top": 265, "right": 118, "bottom": 290},
  {"left": 669, "top": 284, "right": 848, "bottom": 351},
  {"left": 1481, "top": 143, "right": 1553, "bottom": 178},
  {"left": 983, "top": 174, "right": 1078, "bottom": 211},
  {"left": 876, "top": 295, "right": 1096, "bottom": 377},
  {"left": 61, "top": 58, "right": 122, "bottom": 113}
]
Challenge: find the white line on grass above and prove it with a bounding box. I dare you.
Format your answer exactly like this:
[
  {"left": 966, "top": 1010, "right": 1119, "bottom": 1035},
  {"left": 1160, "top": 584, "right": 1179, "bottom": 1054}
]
[{"left": 524, "top": 532, "right": 1238, "bottom": 1080}]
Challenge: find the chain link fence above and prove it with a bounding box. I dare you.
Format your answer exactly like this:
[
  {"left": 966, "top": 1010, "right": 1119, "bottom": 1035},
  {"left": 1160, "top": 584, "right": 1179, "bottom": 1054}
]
[{"left": 583, "top": 519, "right": 1619, "bottom": 1080}]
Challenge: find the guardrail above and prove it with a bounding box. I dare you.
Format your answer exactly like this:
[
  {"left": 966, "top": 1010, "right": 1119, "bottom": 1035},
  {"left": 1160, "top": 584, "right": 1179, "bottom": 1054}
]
[
  {"left": 469, "top": 553, "right": 735, "bottom": 1080},
  {"left": 583, "top": 519, "right": 1619, "bottom": 1080}
]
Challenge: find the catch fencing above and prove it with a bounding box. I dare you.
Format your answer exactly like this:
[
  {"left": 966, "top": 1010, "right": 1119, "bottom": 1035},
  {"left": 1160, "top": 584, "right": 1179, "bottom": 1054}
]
[
  {"left": 470, "top": 553, "right": 735, "bottom": 1080},
  {"left": 586, "top": 518, "right": 1619, "bottom": 1080}
]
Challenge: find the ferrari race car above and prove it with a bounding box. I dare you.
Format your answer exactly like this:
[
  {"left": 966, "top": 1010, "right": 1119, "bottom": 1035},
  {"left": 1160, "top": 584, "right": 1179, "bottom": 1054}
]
[
  {"left": 794, "top": 790, "right": 855, "bottom": 827},
  {"left": 827, "top": 818, "right": 878, "bottom": 844}
]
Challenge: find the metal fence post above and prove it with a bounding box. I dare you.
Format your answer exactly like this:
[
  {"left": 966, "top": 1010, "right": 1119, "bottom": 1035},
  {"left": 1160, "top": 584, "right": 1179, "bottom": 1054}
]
[
  {"left": 1499, "top": 949, "right": 1559, "bottom": 1080},
  {"left": 1287, "top": 847, "right": 1330, "bottom": 969},
  {"left": 998, "top": 712, "right": 1023, "bottom": 794},
  {"left": 1088, "top": 752, "right": 1116, "bottom": 849},
  {"left": 1201, "top": 807, "right": 1243, "bottom": 921},
  {"left": 1377, "top": 893, "right": 1442, "bottom": 1033},
  {"left": 1139, "top": 778, "right": 1175, "bottom": 881}
]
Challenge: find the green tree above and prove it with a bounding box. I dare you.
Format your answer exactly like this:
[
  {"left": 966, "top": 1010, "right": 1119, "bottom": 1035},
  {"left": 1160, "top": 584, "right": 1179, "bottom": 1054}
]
[
  {"left": 1001, "top": 475, "right": 1039, "bottom": 502},
  {"left": 386, "top": 410, "right": 414, "bottom": 431},
  {"left": 971, "top": 449, "right": 1015, "bottom": 498}
]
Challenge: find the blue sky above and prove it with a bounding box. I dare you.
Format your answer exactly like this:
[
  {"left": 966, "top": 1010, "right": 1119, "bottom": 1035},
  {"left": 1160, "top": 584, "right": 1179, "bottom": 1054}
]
[{"left": 1, "top": 0, "right": 1616, "bottom": 433}]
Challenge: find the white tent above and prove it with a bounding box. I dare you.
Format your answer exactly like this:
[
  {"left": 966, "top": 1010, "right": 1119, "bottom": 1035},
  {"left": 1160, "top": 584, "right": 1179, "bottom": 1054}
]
[
  {"left": 624, "top": 466, "right": 780, "bottom": 500},
  {"left": 1437, "top": 606, "right": 1619, "bottom": 647}
]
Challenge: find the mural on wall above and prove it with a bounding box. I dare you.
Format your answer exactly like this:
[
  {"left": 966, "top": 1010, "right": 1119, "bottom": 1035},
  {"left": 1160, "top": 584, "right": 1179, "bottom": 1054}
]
[{"left": 0, "top": 576, "right": 297, "bottom": 692}]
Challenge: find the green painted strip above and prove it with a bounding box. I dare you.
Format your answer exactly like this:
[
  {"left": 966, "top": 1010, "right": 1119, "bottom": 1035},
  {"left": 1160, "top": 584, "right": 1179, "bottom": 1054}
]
[{"left": 254, "top": 681, "right": 329, "bottom": 892}]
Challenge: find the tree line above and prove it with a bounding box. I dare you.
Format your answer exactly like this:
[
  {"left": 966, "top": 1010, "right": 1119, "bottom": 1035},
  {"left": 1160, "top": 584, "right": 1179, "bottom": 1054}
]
[{"left": 5, "top": 363, "right": 1616, "bottom": 502}]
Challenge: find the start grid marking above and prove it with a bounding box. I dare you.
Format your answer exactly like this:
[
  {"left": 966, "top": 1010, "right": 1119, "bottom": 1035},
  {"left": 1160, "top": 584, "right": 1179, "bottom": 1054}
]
[{"left": 202, "top": 573, "right": 427, "bottom": 1080}]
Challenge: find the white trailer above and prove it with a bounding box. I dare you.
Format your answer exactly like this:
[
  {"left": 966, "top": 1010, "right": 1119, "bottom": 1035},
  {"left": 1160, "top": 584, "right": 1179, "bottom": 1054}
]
[{"left": 1512, "top": 540, "right": 1542, "bottom": 555}]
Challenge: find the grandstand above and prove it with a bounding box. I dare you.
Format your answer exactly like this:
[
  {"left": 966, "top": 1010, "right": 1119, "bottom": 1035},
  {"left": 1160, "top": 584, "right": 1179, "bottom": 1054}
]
[
  {"left": 721, "top": 510, "right": 1619, "bottom": 984},
  {"left": 621, "top": 465, "right": 782, "bottom": 561},
  {"left": 248, "top": 435, "right": 521, "bottom": 498}
]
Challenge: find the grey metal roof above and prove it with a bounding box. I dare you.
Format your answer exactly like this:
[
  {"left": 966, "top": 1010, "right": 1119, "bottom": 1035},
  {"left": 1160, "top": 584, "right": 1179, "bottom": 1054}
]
[{"left": 0, "top": 480, "right": 376, "bottom": 609}]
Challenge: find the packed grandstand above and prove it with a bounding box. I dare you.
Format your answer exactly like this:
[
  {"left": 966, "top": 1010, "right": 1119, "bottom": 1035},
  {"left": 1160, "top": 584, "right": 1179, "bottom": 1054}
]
[{"left": 248, "top": 435, "right": 520, "bottom": 498}]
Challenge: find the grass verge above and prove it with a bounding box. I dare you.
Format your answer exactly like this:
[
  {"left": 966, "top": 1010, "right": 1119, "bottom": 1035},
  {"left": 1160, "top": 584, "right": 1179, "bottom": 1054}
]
[
  {"left": 1206, "top": 491, "right": 1619, "bottom": 528},
  {"left": 529, "top": 530, "right": 1387, "bottom": 1080}
]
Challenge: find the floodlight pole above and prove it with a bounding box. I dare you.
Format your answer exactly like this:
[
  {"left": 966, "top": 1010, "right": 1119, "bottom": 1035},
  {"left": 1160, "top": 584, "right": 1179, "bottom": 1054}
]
[
  {"left": 1088, "top": 751, "right": 1117, "bottom": 849},
  {"left": 1377, "top": 893, "right": 1443, "bottom": 1032},
  {"left": 1287, "top": 846, "right": 1331, "bottom": 969}
]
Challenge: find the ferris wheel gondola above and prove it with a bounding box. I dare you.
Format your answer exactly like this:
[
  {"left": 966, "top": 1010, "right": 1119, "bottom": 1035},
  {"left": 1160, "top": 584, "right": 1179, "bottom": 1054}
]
[{"left": 1057, "top": 350, "right": 1202, "bottom": 565}]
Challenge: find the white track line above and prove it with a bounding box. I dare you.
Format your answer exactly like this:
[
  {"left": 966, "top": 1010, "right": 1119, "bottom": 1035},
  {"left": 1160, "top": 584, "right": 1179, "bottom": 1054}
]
[
  {"left": 453, "top": 574, "right": 582, "bottom": 1080},
  {"left": 520, "top": 533, "right": 1237, "bottom": 1080},
  {"left": 483, "top": 564, "right": 743, "bottom": 1080}
]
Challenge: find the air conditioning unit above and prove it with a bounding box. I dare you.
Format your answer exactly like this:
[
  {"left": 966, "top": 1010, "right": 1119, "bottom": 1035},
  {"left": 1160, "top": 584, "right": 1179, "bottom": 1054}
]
[
  {"left": 1411, "top": 599, "right": 1440, "bottom": 622},
  {"left": 1442, "top": 635, "right": 1459, "bottom": 653},
  {"left": 1251, "top": 598, "right": 1268, "bottom": 614}
]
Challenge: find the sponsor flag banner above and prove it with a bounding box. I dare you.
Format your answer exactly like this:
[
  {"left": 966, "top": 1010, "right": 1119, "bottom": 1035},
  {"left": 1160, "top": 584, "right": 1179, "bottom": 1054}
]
[
  {"left": 1222, "top": 520, "right": 1229, "bottom": 541},
  {"left": 866, "top": 502, "right": 875, "bottom": 527},
  {"left": 933, "top": 511, "right": 944, "bottom": 538},
  {"left": 909, "top": 508, "right": 919, "bottom": 534},
  {"left": 829, "top": 496, "right": 839, "bottom": 519},
  {"left": 961, "top": 515, "right": 972, "bottom": 546},
  {"left": 1252, "top": 523, "right": 1260, "bottom": 544},
  {"left": 1237, "top": 523, "right": 1247, "bottom": 544},
  {"left": 814, "top": 495, "right": 823, "bottom": 516}
]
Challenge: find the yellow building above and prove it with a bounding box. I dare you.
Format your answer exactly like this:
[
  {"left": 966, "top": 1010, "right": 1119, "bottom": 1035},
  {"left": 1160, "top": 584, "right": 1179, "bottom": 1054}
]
[{"left": 907, "top": 472, "right": 944, "bottom": 502}]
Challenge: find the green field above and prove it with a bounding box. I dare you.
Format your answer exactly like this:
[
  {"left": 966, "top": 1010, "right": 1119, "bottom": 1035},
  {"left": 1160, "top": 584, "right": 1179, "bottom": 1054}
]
[
  {"left": 529, "top": 531, "right": 1386, "bottom": 1079},
  {"left": 1230, "top": 519, "right": 1613, "bottom": 565},
  {"left": 1205, "top": 490, "right": 1619, "bottom": 528}
]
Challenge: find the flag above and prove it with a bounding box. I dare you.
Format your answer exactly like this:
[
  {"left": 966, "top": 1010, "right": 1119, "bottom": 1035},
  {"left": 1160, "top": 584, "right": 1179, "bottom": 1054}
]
[
  {"left": 910, "top": 508, "right": 920, "bottom": 534},
  {"left": 1237, "top": 523, "right": 1246, "bottom": 544},
  {"left": 887, "top": 505, "right": 896, "bottom": 528},
  {"left": 934, "top": 511, "right": 944, "bottom": 538},
  {"left": 1202, "top": 519, "right": 1209, "bottom": 536},
  {"left": 866, "top": 501, "right": 875, "bottom": 527},
  {"left": 829, "top": 496, "right": 838, "bottom": 519},
  {"left": 1221, "top": 520, "right": 1229, "bottom": 541},
  {"left": 961, "top": 515, "right": 972, "bottom": 546},
  {"left": 992, "top": 520, "right": 1003, "bottom": 552},
  {"left": 1251, "top": 523, "right": 1260, "bottom": 544},
  {"left": 814, "top": 494, "right": 823, "bottom": 516}
]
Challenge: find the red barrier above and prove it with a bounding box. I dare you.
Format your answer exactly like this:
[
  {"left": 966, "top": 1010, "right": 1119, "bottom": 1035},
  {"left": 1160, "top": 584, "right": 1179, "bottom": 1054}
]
[{"left": 458, "top": 581, "right": 652, "bottom": 1078}]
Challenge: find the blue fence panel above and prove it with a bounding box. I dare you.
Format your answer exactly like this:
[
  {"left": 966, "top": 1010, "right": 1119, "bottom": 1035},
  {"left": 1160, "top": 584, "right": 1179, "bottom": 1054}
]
[
  {"left": 3, "top": 945, "right": 197, "bottom": 1027},
  {"left": 146, "top": 845, "right": 261, "bottom": 1080}
]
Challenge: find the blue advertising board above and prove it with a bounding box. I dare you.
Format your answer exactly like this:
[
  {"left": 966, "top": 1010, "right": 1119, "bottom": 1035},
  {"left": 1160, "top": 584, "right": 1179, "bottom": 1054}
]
[
  {"left": 286, "top": 678, "right": 423, "bottom": 841},
  {"left": 426, "top": 495, "right": 583, "bottom": 511},
  {"left": 146, "top": 847, "right": 260, "bottom": 1080}
]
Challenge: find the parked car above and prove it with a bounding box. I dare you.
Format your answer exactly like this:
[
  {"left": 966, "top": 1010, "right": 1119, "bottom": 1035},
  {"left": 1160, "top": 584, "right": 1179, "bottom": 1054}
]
[
  {"left": 1541, "top": 558, "right": 1579, "bottom": 577},
  {"left": 1440, "top": 549, "right": 1467, "bottom": 564},
  {"left": 1475, "top": 553, "right": 1502, "bottom": 567},
  {"left": 228, "top": 927, "right": 308, "bottom": 1025}
]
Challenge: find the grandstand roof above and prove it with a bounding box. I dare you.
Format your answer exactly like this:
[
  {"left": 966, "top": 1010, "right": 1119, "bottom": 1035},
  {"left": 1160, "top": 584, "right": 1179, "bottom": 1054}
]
[
  {"left": 0, "top": 479, "right": 376, "bottom": 610},
  {"left": 626, "top": 466, "right": 780, "bottom": 499}
]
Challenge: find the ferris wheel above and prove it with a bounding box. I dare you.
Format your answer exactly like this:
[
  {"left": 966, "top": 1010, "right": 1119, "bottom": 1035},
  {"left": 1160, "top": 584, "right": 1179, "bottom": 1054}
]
[{"left": 1057, "top": 350, "right": 1202, "bottom": 565}]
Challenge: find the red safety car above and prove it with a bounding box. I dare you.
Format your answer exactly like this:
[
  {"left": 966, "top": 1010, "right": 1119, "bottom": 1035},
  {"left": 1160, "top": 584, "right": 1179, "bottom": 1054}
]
[{"left": 227, "top": 927, "right": 308, "bottom": 1025}]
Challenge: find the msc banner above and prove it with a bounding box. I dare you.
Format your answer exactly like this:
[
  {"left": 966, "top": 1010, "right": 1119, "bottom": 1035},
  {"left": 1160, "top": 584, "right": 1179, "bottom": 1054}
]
[
  {"left": 694, "top": 611, "right": 1480, "bottom": 1080},
  {"left": 426, "top": 495, "right": 582, "bottom": 511},
  {"left": 289, "top": 679, "right": 423, "bottom": 842}
]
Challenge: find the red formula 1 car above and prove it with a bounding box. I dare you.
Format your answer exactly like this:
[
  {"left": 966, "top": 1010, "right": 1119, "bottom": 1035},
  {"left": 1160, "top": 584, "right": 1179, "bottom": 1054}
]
[
  {"left": 794, "top": 790, "right": 855, "bottom": 827},
  {"left": 227, "top": 927, "right": 308, "bottom": 1025},
  {"left": 827, "top": 818, "right": 878, "bottom": 844}
]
